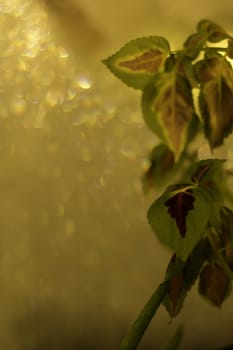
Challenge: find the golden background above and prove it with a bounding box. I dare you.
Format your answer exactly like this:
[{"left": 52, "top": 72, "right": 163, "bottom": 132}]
[{"left": 0, "top": 1, "right": 233, "bottom": 349}]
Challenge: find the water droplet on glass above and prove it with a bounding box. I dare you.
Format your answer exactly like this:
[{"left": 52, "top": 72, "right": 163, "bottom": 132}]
[
  {"left": 74, "top": 75, "right": 92, "bottom": 90},
  {"left": 45, "top": 89, "right": 62, "bottom": 107},
  {"left": 10, "top": 97, "right": 27, "bottom": 116},
  {"left": 41, "top": 70, "right": 55, "bottom": 87},
  {"left": 120, "top": 149, "right": 136, "bottom": 160},
  {"left": 8, "top": 26, "right": 20, "bottom": 40},
  {"left": 57, "top": 46, "right": 69, "bottom": 58},
  {"left": 21, "top": 47, "right": 38, "bottom": 58},
  {"left": 67, "top": 87, "right": 76, "bottom": 101},
  {"left": 26, "top": 86, "right": 43, "bottom": 104}
]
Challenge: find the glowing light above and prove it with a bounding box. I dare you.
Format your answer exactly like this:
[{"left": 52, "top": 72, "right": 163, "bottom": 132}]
[
  {"left": 57, "top": 46, "right": 69, "bottom": 58},
  {"left": 76, "top": 76, "right": 92, "bottom": 90},
  {"left": 0, "top": 0, "right": 104, "bottom": 130},
  {"left": 66, "top": 87, "right": 76, "bottom": 101},
  {"left": 141, "top": 158, "right": 150, "bottom": 172},
  {"left": 120, "top": 149, "right": 137, "bottom": 160}
]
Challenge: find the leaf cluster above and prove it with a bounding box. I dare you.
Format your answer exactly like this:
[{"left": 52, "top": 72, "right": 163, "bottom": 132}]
[
  {"left": 149, "top": 159, "right": 233, "bottom": 316},
  {"left": 103, "top": 19, "right": 233, "bottom": 162},
  {"left": 104, "top": 19, "right": 233, "bottom": 329}
]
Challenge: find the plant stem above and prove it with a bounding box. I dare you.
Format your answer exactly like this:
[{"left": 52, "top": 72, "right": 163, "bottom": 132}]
[
  {"left": 164, "top": 325, "right": 183, "bottom": 350},
  {"left": 119, "top": 281, "right": 168, "bottom": 350}
]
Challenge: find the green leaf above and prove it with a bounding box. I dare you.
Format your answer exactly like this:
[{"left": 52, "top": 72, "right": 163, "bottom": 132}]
[
  {"left": 103, "top": 36, "right": 170, "bottom": 90},
  {"left": 142, "top": 72, "right": 198, "bottom": 160},
  {"left": 189, "top": 159, "right": 225, "bottom": 227},
  {"left": 178, "top": 56, "right": 198, "bottom": 88},
  {"left": 190, "top": 159, "right": 225, "bottom": 196},
  {"left": 198, "top": 263, "right": 232, "bottom": 306},
  {"left": 147, "top": 184, "right": 212, "bottom": 261},
  {"left": 163, "top": 239, "right": 211, "bottom": 317},
  {"left": 190, "top": 158, "right": 224, "bottom": 183},
  {"left": 197, "top": 19, "right": 230, "bottom": 43},
  {"left": 183, "top": 33, "right": 206, "bottom": 60}
]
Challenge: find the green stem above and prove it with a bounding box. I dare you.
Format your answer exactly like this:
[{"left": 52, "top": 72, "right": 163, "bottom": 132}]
[
  {"left": 171, "top": 46, "right": 228, "bottom": 56},
  {"left": 164, "top": 325, "right": 184, "bottom": 350},
  {"left": 201, "top": 47, "right": 228, "bottom": 52},
  {"left": 207, "top": 231, "right": 233, "bottom": 281},
  {"left": 119, "top": 282, "right": 168, "bottom": 350}
]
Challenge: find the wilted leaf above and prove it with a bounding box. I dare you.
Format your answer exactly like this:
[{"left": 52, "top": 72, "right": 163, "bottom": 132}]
[
  {"left": 163, "top": 255, "right": 185, "bottom": 316},
  {"left": 147, "top": 184, "right": 211, "bottom": 261},
  {"left": 198, "top": 263, "right": 231, "bottom": 306},
  {"left": 163, "top": 239, "right": 211, "bottom": 317},
  {"left": 199, "top": 76, "right": 233, "bottom": 147},
  {"left": 103, "top": 36, "right": 170, "bottom": 89},
  {"left": 183, "top": 33, "right": 206, "bottom": 60},
  {"left": 195, "top": 54, "right": 233, "bottom": 147},
  {"left": 197, "top": 19, "right": 230, "bottom": 42},
  {"left": 166, "top": 55, "right": 198, "bottom": 87},
  {"left": 195, "top": 54, "right": 233, "bottom": 84},
  {"left": 142, "top": 72, "right": 198, "bottom": 160}
]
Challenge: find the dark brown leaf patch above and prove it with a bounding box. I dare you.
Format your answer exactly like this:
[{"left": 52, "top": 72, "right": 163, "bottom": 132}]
[
  {"left": 119, "top": 49, "right": 164, "bottom": 73},
  {"left": 191, "top": 165, "right": 210, "bottom": 183},
  {"left": 165, "top": 189, "right": 195, "bottom": 237}
]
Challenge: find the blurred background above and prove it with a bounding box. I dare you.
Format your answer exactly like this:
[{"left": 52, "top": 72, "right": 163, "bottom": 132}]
[{"left": 0, "top": 0, "right": 233, "bottom": 349}]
